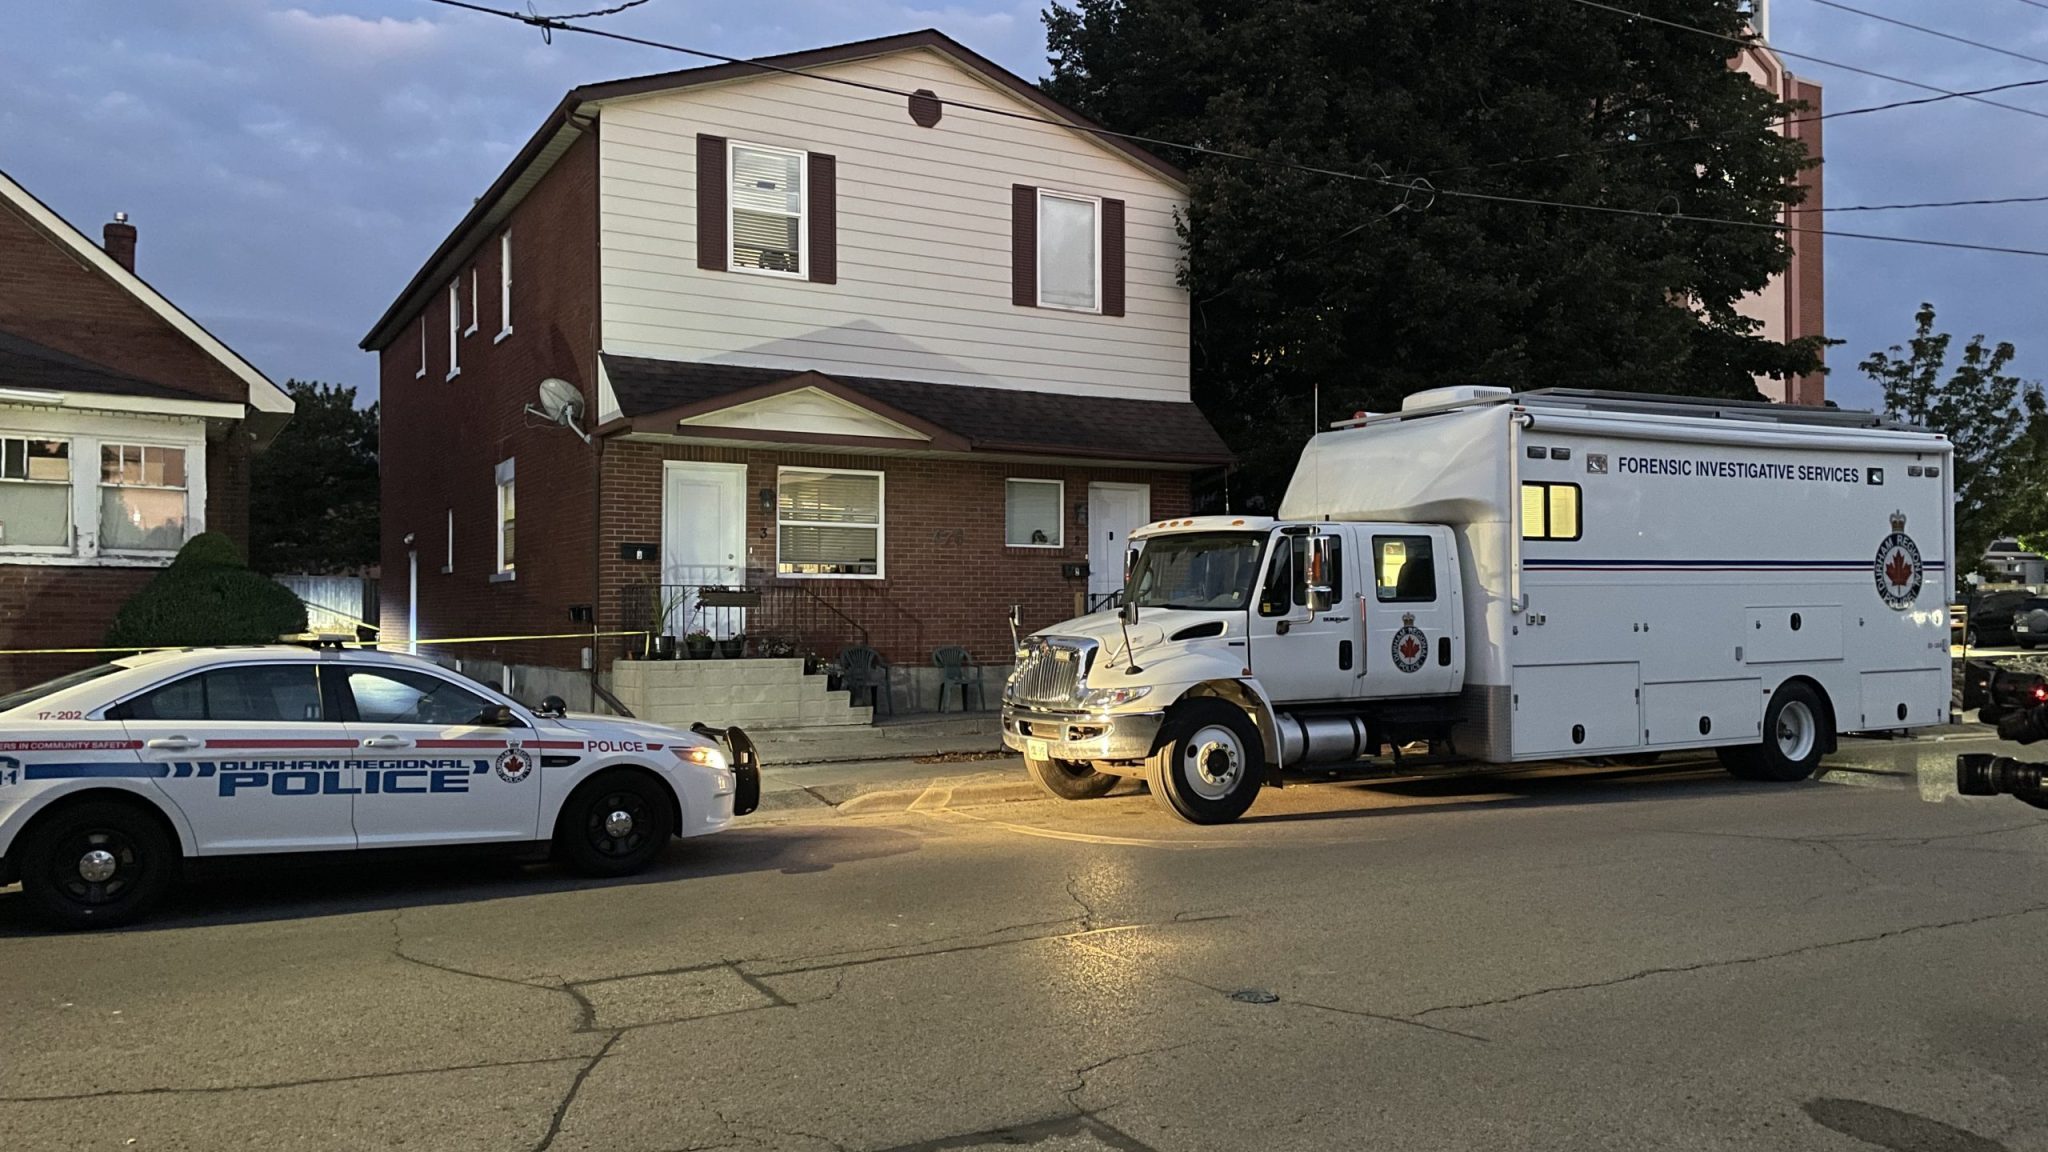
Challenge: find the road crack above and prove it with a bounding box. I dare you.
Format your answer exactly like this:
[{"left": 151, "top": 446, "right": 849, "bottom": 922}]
[
  {"left": 533, "top": 1030, "right": 621, "bottom": 1152},
  {"left": 0, "top": 1054, "right": 592, "bottom": 1104}
]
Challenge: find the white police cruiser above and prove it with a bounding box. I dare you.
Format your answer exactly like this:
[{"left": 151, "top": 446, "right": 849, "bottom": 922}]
[{"left": 0, "top": 643, "right": 760, "bottom": 928}]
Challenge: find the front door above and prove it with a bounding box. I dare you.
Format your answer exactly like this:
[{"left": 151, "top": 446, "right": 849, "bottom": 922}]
[
  {"left": 1087, "top": 483, "right": 1150, "bottom": 610},
  {"left": 338, "top": 664, "right": 542, "bottom": 847},
  {"left": 1362, "top": 529, "right": 1461, "bottom": 698},
  {"left": 662, "top": 461, "right": 747, "bottom": 639},
  {"left": 1247, "top": 529, "right": 1361, "bottom": 704}
]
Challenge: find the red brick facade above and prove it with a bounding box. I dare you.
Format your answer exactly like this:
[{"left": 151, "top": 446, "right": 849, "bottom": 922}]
[{"left": 1785, "top": 76, "right": 1826, "bottom": 407}]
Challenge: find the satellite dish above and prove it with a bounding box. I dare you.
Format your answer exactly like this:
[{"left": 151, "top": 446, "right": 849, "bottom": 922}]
[{"left": 524, "top": 378, "right": 591, "bottom": 444}]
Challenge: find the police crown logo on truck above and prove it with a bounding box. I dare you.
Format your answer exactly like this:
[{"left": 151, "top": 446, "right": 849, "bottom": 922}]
[
  {"left": 494, "top": 745, "right": 535, "bottom": 784},
  {"left": 1391, "top": 613, "right": 1428, "bottom": 674},
  {"left": 1874, "top": 510, "right": 1922, "bottom": 611}
]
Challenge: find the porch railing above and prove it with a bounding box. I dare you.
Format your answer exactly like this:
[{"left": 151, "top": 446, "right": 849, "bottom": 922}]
[{"left": 619, "top": 579, "right": 873, "bottom": 660}]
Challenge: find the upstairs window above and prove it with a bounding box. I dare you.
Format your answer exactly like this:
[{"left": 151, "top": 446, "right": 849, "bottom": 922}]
[
  {"left": 778, "top": 468, "right": 882, "bottom": 578},
  {"left": 1521, "top": 482, "right": 1582, "bottom": 541},
  {"left": 415, "top": 319, "right": 427, "bottom": 380},
  {"left": 494, "top": 458, "right": 515, "bottom": 577},
  {"left": 0, "top": 436, "right": 72, "bottom": 550},
  {"left": 730, "top": 142, "right": 804, "bottom": 276},
  {"left": 446, "top": 281, "right": 461, "bottom": 379},
  {"left": 465, "top": 268, "right": 479, "bottom": 337},
  {"left": 100, "top": 443, "right": 187, "bottom": 553},
  {"left": 1037, "top": 190, "right": 1099, "bottom": 311},
  {"left": 496, "top": 233, "right": 513, "bottom": 341},
  {"left": 1005, "top": 479, "right": 1063, "bottom": 548}
]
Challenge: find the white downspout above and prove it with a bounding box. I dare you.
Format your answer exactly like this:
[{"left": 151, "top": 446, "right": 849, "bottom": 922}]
[{"left": 407, "top": 543, "right": 419, "bottom": 655}]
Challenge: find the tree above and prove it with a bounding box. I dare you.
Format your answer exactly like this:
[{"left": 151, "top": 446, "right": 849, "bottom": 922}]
[
  {"left": 106, "top": 533, "right": 308, "bottom": 648},
  {"left": 250, "top": 380, "right": 379, "bottom": 574},
  {"left": 1041, "top": 0, "right": 1826, "bottom": 508},
  {"left": 1859, "top": 302, "right": 2046, "bottom": 569}
]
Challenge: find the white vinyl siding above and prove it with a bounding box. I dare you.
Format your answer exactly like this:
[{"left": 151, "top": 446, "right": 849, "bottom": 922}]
[
  {"left": 1005, "top": 479, "right": 1063, "bottom": 548},
  {"left": 729, "top": 142, "right": 804, "bottom": 277},
  {"left": 777, "top": 467, "right": 882, "bottom": 578},
  {"left": 597, "top": 49, "right": 1188, "bottom": 402},
  {"left": 1036, "top": 191, "right": 1098, "bottom": 312}
]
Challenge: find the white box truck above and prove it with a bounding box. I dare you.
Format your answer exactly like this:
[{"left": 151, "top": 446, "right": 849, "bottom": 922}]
[{"left": 1001, "top": 387, "right": 1956, "bottom": 823}]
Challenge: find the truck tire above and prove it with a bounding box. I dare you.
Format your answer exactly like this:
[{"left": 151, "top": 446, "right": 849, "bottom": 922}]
[
  {"left": 556, "top": 769, "right": 675, "bottom": 877},
  {"left": 1145, "top": 699, "right": 1264, "bottom": 824},
  {"left": 1720, "top": 682, "right": 1827, "bottom": 783},
  {"left": 1024, "top": 756, "right": 1118, "bottom": 800},
  {"left": 17, "top": 799, "right": 175, "bottom": 930}
]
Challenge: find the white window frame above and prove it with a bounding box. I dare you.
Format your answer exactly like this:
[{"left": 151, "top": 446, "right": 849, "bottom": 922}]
[
  {"left": 1035, "top": 188, "right": 1102, "bottom": 314},
  {"left": 0, "top": 433, "right": 75, "bottom": 555},
  {"left": 415, "top": 319, "right": 426, "bottom": 380},
  {"left": 442, "top": 507, "right": 454, "bottom": 575},
  {"left": 0, "top": 412, "right": 206, "bottom": 566},
  {"left": 1004, "top": 478, "right": 1064, "bottom": 549},
  {"left": 495, "top": 233, "right": 513, "bottom": 343},
  {"left": 96, "top": 439, "right": 193, "bottom": 558},
  {"left": 727, "top": 140, "right": 807, "bottom": 280},
  {"left": 464, "top": 268, "right": 479, "bottom": 338},
  {"left": 775, "top": 465, "right": 884, "bottom": 580},
  {"left": 493, "top": 458, "right": 515, "bottom": 581},
  {"left": 445, "top": 281, "right": 461, "bottom": 380}
]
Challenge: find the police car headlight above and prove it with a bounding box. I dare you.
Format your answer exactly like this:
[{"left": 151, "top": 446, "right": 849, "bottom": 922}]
[
  {"left": 674, "top": 745, "right": 728, "bottom": 770},
  {"left": 1080, "top": 685, "right": 1152, "bottom": 710}
]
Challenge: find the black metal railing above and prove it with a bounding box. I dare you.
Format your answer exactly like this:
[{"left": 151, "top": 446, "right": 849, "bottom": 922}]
[{"left": 619, "top": 578, "right": 873, "bottom": 661}]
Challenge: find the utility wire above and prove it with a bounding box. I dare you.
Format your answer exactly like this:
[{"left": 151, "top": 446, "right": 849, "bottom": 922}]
[
  {"left": 420, "top": 0, "right": 2048, "bottom": 259},
  {"left": 1804, "top": 0, "right": 2048, "bottom": 71},
  {"left": 1798, "top": 193, "right": 2048, "bottom": 213},
  {"left": 2011, "top": 0, "right": 2048, "bottom": 14},
  {"left": 1559, "top": 0, "right": 2048, "bottom": 121}
]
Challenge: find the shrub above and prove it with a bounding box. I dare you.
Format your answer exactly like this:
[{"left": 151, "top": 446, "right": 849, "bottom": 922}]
[{"left": 106, "top": 535, "right": 308, "bottom": 649}]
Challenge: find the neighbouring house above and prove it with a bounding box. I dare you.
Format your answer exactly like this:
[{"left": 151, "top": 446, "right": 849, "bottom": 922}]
[
  {"left": 0, "top": 168, "right": 294, "bottom": 692},
  {"left": 361, "top": 30, "right": 1228, "bottom": 723},
  {"left": 1736, "top": 0, "right": 1826, "bottom": 405}
]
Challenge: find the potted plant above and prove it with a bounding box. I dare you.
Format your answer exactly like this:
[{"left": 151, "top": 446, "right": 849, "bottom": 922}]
[
  {"left": 685, "top": 628, "right": 714, "bottom": 659},
  {"left": 718, "top": 633, "right": 747, "bottom": 659},
  {"left": 647, "top": 587, "right": 689, "bottom": 659}
]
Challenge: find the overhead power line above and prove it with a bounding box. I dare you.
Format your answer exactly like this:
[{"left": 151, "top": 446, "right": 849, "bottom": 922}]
[
  {"left": 1804, "top": 0, "right": 2048, "bottom": 71},
  {"left": 1559, "top": 0, "right": 2048, "bottom": 121},
  {"left": 2011, "top": 0, "right": 2048, "bottom": 14},
  {"left": 1799, "top": 193, "right": 2048, "bottom": 213},
  {"left": 419, "top": 0, "right": 2048, "bottom": 260}
]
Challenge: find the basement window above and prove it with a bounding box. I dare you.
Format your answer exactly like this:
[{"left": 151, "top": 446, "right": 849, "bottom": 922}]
[{"left": 777, "top": 467, "right": 882, "bottom": 578}]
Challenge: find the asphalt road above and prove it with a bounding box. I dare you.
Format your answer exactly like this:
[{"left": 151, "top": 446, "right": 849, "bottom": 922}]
[{"left": 3, "top": 731, "right": 2046, "bottom": 1152}]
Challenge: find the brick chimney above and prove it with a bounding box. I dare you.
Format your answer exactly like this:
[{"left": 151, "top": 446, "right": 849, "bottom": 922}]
[{"left": 103, "top": 212, "right": 136, "bottom": 273}]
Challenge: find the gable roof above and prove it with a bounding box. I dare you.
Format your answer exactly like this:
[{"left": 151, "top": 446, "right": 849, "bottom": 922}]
[
  {"left": 602, "top": 356, "right": 1232, "bottom": 467},
  {"left": 361, "top": 28, "right": 1185, "bottom": 352},
  {"left": 0, "top": 166, "right": 294, "bottom": 422}
]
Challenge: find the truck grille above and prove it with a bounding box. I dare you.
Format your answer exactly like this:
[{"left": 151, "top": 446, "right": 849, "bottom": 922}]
[{"left": 1007, "top": 639, "right": 1092, "bottom": 708}]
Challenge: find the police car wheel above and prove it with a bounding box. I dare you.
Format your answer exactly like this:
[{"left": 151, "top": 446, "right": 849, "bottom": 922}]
[
  {"left": 18, "top": 800, "right": 173, "bottom": 930},
  {"left": 558, "top": 770, "right": 674, "bottom": 877}
]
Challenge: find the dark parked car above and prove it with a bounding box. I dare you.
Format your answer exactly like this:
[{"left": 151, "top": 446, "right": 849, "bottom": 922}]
[
  {"left": 1963, "top": 589, "right": 2036, "bottom": 647},
  {"left": 2011, "top": 597, "right": 2048, "bottom": 649}
]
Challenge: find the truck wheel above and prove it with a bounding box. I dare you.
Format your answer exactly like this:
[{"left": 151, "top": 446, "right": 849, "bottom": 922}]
[
  {"left": 1024, "top": 756, "right": 1117, "bottom": 800},
  {"left": 1145, "top": 699, "right": 1264, "bottom": 824},
  {"left": 556, "top": 769, "right": 675, "bottom": 877},
  {"left": 17, "top": 800, "right": 175, "bottom": 930},
  {"left": 1721, "top": 683, "right": 1827, "bottom": 783}
]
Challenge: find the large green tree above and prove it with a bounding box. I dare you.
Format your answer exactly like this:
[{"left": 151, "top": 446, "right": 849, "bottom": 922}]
[
  {"left": 249, "top": 380, "right": 379, "bottom": 574},
  {"left": 1860, "top": 303, "right": 2046, "bottom": 570},
  {"left": 1042, "top": 0, "right": 1825, "bottom": 507}
]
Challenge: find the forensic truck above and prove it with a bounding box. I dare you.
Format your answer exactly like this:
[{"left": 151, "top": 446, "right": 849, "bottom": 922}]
[{"left": 1001, "top": 387, "right": 1955, "bottom": 824}]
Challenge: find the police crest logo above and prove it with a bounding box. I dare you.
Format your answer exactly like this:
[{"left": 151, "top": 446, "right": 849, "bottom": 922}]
[
  {"left": 494, "top": 745, "right": 535, "bottom": 784},
  {"left": 1874, "top": 510, "right": 1922, "bottom": 611},
  {"left": 1391, "top": 613, "right": 1428, "bottom": 674}
]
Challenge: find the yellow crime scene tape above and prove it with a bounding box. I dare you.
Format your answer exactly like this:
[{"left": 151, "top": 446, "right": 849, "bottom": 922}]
[{"left": 0, "top": 630, "right": 652, "bottom": 657}]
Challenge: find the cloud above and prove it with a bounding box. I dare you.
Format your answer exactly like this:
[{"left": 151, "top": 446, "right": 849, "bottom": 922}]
[{"left": 263, "top": 9, "right": 442, "bottom": 62}]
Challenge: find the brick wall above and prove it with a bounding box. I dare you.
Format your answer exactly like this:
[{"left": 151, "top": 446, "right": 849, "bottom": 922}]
[
  {"left": 596, "top": 442, "right": 1192, "bottom": 666},
  {"left": 1787, "top": 76, "right": 1826, "bottom": 407},
  {"left": 376, "top": 131, "right": 601, "bottom": 669},
  {"left": 0, "top": 565, "right": 153, "bottom": 691}
]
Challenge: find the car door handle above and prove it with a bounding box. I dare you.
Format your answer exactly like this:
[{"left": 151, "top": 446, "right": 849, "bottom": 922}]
[
  {"left": 361, "top": 736, "right": 412, "bottom": 750},
  {"left": 144, "top": 736, "right": 200, "bottom": 751}
]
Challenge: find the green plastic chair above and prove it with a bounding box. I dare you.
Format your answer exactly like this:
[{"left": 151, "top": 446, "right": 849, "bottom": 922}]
[
  {"left": 931, "top": 646, "right": 985, "bottom": 712},
  {"left": 838, "top": 646, "right": 892, "bottom": 716}
]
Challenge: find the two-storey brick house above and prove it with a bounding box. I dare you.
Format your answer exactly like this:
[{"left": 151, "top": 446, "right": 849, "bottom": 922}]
[
  {"left": 0, "top": 168, "right": 294, "bottom": 692},
  {"left": 362, "top": 31, "right": 1227, "bottom": 713}
]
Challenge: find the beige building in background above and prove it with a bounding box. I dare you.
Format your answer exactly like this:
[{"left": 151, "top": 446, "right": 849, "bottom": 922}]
[{"left": 1736, "top": 0, "right": 1827, "bottom": 405}]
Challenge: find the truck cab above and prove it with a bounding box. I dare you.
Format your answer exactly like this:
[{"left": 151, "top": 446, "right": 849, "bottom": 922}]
[{"left": 1002, "top": 516, "right": 1465, "bottom": 823}]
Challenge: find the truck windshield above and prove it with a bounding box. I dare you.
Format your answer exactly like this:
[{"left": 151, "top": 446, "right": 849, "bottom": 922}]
[{"left": 1129, "top": 531, "right": 1267, "bottom": 611}]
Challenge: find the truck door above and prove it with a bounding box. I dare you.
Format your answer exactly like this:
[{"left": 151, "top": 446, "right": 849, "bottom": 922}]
[
  {"left": 1246, "top": 528, "right": 1361, "bottom": 705},
  {"left": 1363, "top": 529, "right": 1461, "bottom": 698}
]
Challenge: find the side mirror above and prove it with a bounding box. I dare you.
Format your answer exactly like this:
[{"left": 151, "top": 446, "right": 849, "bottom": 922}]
[
  {"left": 478, "top": 703, "right": 516, "bottom": 727},
  {"left": 1120, "top": 597, "right": 1139, "bottom": 626},
  {"left": 1305, "top": 534, "right": 1338, "bottom": 615},
  {"left": 535, "top": 694, "right": 568, "bottom": 719},
  {"left": 1307, "top": 583, "right": 1336, "bottom": 615}
]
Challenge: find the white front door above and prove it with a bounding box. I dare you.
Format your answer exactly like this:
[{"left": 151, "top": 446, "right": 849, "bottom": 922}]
[
  {"left": 662, "top": 461, "right": 747, "bottom": 639},
  {"left": 1087, "top": 483, "right": 1150, "bottom": 608}
]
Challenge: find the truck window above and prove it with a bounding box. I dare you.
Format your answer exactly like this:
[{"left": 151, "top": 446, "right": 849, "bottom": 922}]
[
  {"left": 1259, "top": 540, "right": 1293, "bottom": 617},
  {"left": 1521, "top": 482, "right": 1581, "bottom": 541},
  {"left": 1374, "top": 536, "right": 1437, "bottom": 602}
]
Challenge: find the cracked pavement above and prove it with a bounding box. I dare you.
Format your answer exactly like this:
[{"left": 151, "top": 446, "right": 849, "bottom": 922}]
[{"left": 3, "top": 733, "right": 2048, "bottom": 1150}]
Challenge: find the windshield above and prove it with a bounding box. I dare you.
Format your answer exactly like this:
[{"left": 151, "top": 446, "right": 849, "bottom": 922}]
[
  {"left": 0, "top": 663, "right": 125, "bottom": 716},
  {"left": 1128, "top": 531, "right": 1268, "bottom": 611}
]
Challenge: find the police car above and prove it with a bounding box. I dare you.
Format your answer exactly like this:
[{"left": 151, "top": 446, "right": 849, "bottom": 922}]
[{"left": 0, "top": 643, "right": 760, "bottom": 928}]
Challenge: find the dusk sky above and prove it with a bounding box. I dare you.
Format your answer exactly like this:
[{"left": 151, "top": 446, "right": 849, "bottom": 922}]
[{"left": 3, "top": 0, "right": 2044, "bottom": 412}]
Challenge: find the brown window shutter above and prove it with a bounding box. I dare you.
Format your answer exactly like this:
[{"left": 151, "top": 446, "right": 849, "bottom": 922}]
[
  {"left": 1102, "top": 198, "right": 1126, "bottom": 317},
  {"left": 697, "top": 134, "right": 728, "bottom": 271},
  {"left": 1012, "top": 184, "right": 1037, "bottom": 307},
  {"left": 808, "top": 152, "right": 837, "bottom": 284}
]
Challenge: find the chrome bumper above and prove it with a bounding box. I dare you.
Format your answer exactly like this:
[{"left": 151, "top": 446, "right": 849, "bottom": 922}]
[{"left": 1002, "top": 706, "right": 1164, "bottom": 762}]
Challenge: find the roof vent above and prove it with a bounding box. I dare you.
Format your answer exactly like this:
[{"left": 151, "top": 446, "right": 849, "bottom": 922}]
[{"left": 1401, "top": 385, "right": 1511, "bottom": 412}]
